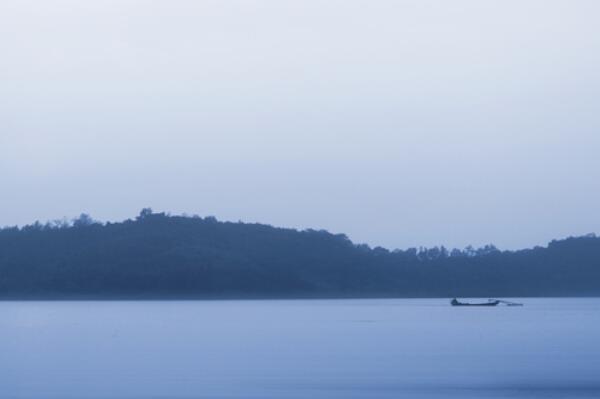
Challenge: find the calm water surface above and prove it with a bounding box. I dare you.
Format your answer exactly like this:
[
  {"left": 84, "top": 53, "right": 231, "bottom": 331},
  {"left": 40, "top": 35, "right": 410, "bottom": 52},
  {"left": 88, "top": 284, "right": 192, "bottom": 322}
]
[{"left": 2, "top": 298, "right": 600, "bottom": 398}]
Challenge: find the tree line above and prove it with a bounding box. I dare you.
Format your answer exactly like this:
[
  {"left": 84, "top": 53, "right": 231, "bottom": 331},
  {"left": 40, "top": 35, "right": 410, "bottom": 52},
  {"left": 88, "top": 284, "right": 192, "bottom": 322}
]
[{"left": 0, "top": 209, "right": 598, "bottom": 299}]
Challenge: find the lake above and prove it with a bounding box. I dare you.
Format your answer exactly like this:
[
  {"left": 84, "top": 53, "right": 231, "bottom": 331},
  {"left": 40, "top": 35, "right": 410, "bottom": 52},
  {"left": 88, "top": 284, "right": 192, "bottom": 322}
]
[{"left": 2, "top": 298, "right": 600, "bottom": 398}]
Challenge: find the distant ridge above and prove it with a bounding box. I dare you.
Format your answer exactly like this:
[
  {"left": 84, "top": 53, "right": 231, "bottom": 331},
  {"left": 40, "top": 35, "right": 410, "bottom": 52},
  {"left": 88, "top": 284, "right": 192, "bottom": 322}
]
[{"left": 1, "top": 209, "right": 599, "bottom": 299}]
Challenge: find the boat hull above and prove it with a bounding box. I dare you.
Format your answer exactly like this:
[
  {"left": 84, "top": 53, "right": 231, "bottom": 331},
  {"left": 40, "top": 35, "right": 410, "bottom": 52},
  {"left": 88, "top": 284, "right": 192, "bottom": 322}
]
[{"left": 451, "top": 302, "right": 499, "bottom": 306}]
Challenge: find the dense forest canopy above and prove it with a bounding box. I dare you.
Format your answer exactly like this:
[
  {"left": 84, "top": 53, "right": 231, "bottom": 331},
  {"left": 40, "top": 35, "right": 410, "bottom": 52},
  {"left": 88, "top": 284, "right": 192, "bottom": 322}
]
[{"left": 1, "top": 209, "right": 598, "bottom": 299}]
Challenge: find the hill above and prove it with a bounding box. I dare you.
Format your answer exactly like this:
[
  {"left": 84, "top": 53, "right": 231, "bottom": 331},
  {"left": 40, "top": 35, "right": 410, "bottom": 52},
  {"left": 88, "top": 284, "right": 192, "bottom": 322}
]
[{"left": 1, "top": 209, "right": 599, "bottom": 299}]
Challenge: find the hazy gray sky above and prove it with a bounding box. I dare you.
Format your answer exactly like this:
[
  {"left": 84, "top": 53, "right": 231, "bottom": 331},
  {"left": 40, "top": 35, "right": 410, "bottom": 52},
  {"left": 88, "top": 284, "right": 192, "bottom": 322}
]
[{"left": 1, "top": 0, "right": 599, "bottom": 250}]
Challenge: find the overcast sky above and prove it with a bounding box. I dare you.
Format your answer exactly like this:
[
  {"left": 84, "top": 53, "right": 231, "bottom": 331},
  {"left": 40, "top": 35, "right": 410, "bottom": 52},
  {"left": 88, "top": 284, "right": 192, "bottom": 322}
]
[{"left": 1, "top": 0, "right": 599, "bottom": 250}]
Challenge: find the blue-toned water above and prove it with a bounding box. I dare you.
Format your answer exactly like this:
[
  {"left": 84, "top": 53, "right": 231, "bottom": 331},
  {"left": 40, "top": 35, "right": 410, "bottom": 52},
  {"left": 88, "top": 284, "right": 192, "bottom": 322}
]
[{"left": 2, "top": 298, "right": 600, "bottom": 398}]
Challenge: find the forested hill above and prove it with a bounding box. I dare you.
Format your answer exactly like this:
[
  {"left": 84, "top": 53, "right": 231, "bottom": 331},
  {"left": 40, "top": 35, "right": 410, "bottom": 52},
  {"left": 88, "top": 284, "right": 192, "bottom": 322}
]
[{"left": 1, "top": 210, "right": 599, "bottom": 299}]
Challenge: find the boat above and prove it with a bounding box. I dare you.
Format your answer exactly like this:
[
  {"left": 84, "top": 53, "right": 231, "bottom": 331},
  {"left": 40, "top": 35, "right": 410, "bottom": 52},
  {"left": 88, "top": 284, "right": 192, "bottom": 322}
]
[{"left": 450, "top": 298, "right": 500, "bottom": 306}]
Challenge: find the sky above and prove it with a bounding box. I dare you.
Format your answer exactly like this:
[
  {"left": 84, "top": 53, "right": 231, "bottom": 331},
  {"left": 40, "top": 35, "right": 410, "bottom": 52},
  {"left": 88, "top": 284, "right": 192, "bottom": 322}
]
[{"left": 1, "top": 0, "right": 599, "bottom": 250}]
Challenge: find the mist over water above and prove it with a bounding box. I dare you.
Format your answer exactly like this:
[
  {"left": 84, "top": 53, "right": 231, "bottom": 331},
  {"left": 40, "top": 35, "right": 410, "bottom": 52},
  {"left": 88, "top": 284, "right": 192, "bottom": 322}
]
[{"left": 2, "top": 298, "right": 600, "bottom": 398}]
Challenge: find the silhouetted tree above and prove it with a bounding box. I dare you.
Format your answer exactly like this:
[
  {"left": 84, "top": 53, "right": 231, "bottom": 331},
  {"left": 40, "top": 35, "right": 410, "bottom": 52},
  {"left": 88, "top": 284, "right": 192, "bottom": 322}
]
[
  {"left": 73, "top": 213, "right": 95, "bottom": 227},
  {"left": 137, "top": 208, "right": 153, "bottom": 220}
]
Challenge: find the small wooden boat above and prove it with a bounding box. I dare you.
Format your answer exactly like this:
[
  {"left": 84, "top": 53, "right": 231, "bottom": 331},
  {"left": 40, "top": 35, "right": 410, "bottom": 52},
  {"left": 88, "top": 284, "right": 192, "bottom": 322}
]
[{"left": 450, "top": 298, "right": 499, "bottom": 306}]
